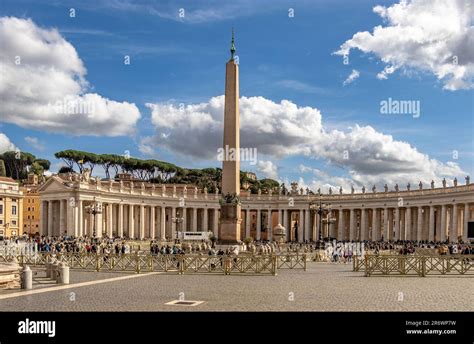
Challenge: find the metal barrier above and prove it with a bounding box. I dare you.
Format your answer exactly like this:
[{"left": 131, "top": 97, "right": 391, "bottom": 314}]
[
  {"left": 363, "top": 255, "right": 474, "bottom": 277},
  {"left": 352, "top": 256, "right": 365, "bottom": 272},
  {"left": 277, "top": 253, "right": 307, "bottom": 271},
  {"left": 4, "top": 252, "right": 290, "bottom": 275}
]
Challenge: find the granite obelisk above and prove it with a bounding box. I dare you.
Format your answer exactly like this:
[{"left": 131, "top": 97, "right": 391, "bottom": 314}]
[{"left": 219, "top": 29, "right": 242, "bottom": 243}]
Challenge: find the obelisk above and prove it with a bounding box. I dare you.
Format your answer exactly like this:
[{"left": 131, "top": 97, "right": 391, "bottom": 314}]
[{"left": 219, "top": 29, "right": 242, "bottom": 243}]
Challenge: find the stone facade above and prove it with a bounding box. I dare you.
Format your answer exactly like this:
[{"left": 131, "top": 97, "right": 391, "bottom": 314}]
[{"left": 38, "top": 175, "right": 473, "bottom": 242}]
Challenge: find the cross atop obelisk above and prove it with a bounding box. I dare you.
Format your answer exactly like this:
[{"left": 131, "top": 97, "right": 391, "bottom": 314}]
[{"left": 219, "top": 29, "right": 242, "bottom": 243}]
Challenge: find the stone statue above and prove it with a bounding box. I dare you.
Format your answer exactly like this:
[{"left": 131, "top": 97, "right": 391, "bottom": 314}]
[
  {"left": 161, "top": 184, "right": 166, "bottom": 195},
  {"left": 269, "top": 189, "right": 273, "bottom": 197},
  {"left": 362, "top": 186, "right": 366, "bottom": 194},
  {"left": 431, "top": 180, "right": 435, "bottom": 189},
  {"left": 395, "top": 184, "right": 399, "bottom": 192},
  {"left": 442, "top": 178, "right": 446, "bottom": 187},
  {"left": 351, "top": 185, "right": 355, "bottom": 194},
  {"left": 130, "top": 181, "right": 134, "bottom": 190},
  {"left": 384, "top": 184, "right": 388, "bottom": 192},
  {"left": 290, "top": 182, "right": 298, "bottom": 195},
  {"left": 317, "top": 188, "right": 321, "bottom": 195},
  {"left": 339, "top": 187, "right": 343, "bottom": 195},
  {"left": 173, "top": 185, "right": 177, "bottom": 196},
  {"left": 372, "top": 185, "right": 376, "bottom": 193},
  {"left": 466, "top": 175, "right": 470, "bottom": 185},
  {"left": 453, "top": 177, "right": 458, "bottom": 187},
  {"left": 300, "top": 187, "right": 304, "bottom": 195},
  {"left": 419, "top": 181, "right": 423, "bottom": 190},
  {"left": 82, "top": 168, "right": 91, "bottom": 182},
  {"left": 328, "top": 187, "right": 332, "bottom": 195},
  {"left": 407, "top": 182, "right": 410, "bottom": 191},
  {"left": 258, "top": 188, "right": 262, "bottom": 196},
  {"left": 141, "top": 182, "right": 145, "bottom": 191},
  {"left": 193, "top": 186, "right": 198, "bottom": 197},
  {"left": 306, "top": 187, "right": 310, "bottom": 195},
  {"left": 204, "top": 187, "right": 208, "bottom": 195},
  {"left": 215, "top": 187, "right": 219, "bottom": 195}
]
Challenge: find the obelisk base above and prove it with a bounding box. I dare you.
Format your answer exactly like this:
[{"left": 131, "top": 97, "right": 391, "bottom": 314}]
[{"left": 219, "top": 204, "right": 242, "bottom": 244}]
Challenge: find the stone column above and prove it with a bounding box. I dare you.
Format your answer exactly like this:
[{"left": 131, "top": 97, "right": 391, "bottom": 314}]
[
  {"left": 360, "top": 208, "right": 367, "bottom": 241},
  {"left": 278, "top": 209, "right": 282, "bottom": 225},
  {"left": 315, "top": 211, "right": 320, "bottom": 241},
  {"left": 213, "top": 209, "right": 219, "bottom": 238},
  {"left": 400, "top": 208, "right": 405, "bottom": 240},
  {"left": 39, "top": 200, "right": 45, "bottom": 235},
  {"left": 298, "top": 209, "right": 304, "bottom": 243},
  {"left": 256, "top": 209, "right": 261, "bottom": 240},
  {"left": 118, "top": 203, "right": 124, "bottom": 238},
  {"left": 440, "top": 205, "right": 447, "bottom": 242},
  {"left": 160, "top": 206, "right": 166, "bottom": 240},
  {"left": 372, "top": 208, "right": 378, "bottom": 241},
  {"left": 245, "top": 209, "right": 251, "bottom": 239},
  {"left": 47, "top": 201, "right": 53, "bottom": 236},
  {"left": 268, "top": 209, "right": 273, "bottom": 241},
  {"left": 192, "top": 208, "right": 198, "bottom": 232},
  {"left": 450, "top": 204, "right": 458, "bottom": 242},
  {"left": 417, "top": 206, "right": 423, "bottom": 242},
  {"left": 129, "top": 204, "right": 135, "bottom": 239},
  {"left": 150, "top": 206, "right": 155, "bottom": 238},
  {"left": 171, "top": 207, "right": 176, "bottom": 239},
  {"left": 383, "top": 208, "right": 389, "bottom": 241},
  {"left": 304, "top": 208, "right": 310, "bottom": 242},
  {"left": 328, "top": 210, "right": 335, "bottom": 239},
  {"left": 77, "top": 200, "right": 83, "bottom": 237},
  {"left": 182, "top": 207, "right": 187, "bottom": 231},
  {"left": 349, "top": 209, "right": 355, "bottom": 241},
  {"left": 393, "top": 207, "right": 400, "bottom": 241},
  {"left": 59, "top": 200, "right": 65, "bottom": 236},
  {"left": 107, "top": 203, "right": 113, "bottom": 238},
  {"left": 405, "top": 207, "right": 412, "bottom": 240},
  {"left": 464, "top": 203, "right": 470, "bottom": 242},
  {"left": 95, "top": 203, "right": 103, "bottom": 238},
  {"left": 338, "top": 209, "right": 344, "bottom": 240},
  {"left": 203, "top": 208, "right": 208, "bottom": 232},
  {"left": 283, "top": 209, "right": 289, "bottom": 240},
  {"left": 312, "top": 211, "right": 317, "bottom": 241},
  {"left": 428, "top": 205, "right": 435, "bottom": 242}
]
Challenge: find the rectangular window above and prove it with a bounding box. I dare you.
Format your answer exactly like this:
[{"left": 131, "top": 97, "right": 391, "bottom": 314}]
[
  {"left": 32, "top": 215, "right": 35, "bottom": 220},
  {"left": 28, "top": 207, "right": 31, "bottom": 211},
  {"left": 12, "top": 205, "right": 17, "bottom": 216},
  {"left": 12, "top": 220, "right": 16, "bottom": 225},
  {"left": 0, "top": 219, "right": 3, "bottom": 224},
  {"left": 0, "top": 204, "right": 2, "bottom": 214}
]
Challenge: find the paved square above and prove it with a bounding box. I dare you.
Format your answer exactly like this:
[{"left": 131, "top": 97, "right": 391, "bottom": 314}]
[{"left": 0, "top": 263, "right": 472, "bottom": 311}]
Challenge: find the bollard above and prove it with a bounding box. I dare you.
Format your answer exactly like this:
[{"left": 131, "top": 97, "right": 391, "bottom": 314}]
[
  {"left": 21, "top": 265, "right": 33, "bottom": 290},
  {"left": 53, "top": 262, "right": 60, "bottom": 282},
  {"left": 45, "top": 262, "right": 52, "bottom": 278},
  {"left": 57, "top": 262, "right": 70, "bottom": 284}
]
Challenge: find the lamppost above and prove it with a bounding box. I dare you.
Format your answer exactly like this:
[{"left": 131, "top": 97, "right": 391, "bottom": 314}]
[
  {"left": 85, "top": 198, "right": 102, "bottom": 241},
  {"left": 172, "top": 210, "right": 184, "bottom": 243},
  {"left": 310, "top": 191, "right": 336, "bottom": 247}
]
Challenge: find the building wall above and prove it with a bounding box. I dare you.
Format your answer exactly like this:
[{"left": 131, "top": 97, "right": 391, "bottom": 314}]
[{"left": 0, "top": 178, "right": 24, "bottom": 238}]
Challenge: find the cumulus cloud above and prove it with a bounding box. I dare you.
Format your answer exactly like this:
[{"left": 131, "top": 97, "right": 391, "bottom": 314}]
[
  {"left": 335, "top": 0, "right": 474, "bottom": 90},
  {"left": 343, "top": 69, "right": 360, "bottom": 86},
  {"left": 145, "top": 95, "right": 322, "bottom": 160},
  {"left": 257, "top": 160, "right": 278, "bottom": 180},
  {"left": 146, "top": 95, "right": 465, "bottom": 188},
  {"left": 24, "top": 136, "right": 45, "bottom": 151},
  {"left": 0, "top": 133, "right": 16, "bottom": 153},
  {"left": 0, "top": 17, "right": 141, "bottom": 136}
]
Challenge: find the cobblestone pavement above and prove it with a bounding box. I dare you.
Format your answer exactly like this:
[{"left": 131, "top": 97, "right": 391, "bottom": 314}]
[{"left": 0, "top": 263, "right": 472, "bottom": 311}]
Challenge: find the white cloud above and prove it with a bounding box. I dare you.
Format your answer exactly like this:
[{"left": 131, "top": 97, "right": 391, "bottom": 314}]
[
  {"left": 138, "top": 141, "right": 155, "bottom": 156},
  {"left": 343, "top": 69, "right": 360, "bottom": 86},
  {"left": 335, "top": 0, "right": 474, "bottom": 90},
  {"left": 0, "top": 17, "right": 141, "bottom": 136},
  {"left": 257, "top": 160, "right": 278, "bottom": 179},
  {"left": 146, "top": 95, "right": 465, "bottom": 188},
  {"left": 0, "top": 133, "right": 16, "bottom": 153},
  {"left": 24, "top": 136, "right": 45, "bottom": 151}
]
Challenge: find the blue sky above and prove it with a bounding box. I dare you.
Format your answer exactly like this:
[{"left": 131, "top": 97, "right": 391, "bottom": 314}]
[{"left": 0, "top": 0, "right": 472, "bottom": 190}]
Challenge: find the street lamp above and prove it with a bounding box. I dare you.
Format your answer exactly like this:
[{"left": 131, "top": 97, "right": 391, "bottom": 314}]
[
  {"left": 310, "top": 191, "right": 336, "bottom": 247},
  {"left": 85, "top": 198, "right": 102, "bottom": 241},
  {"left": 171, "top": 210, "right": 184, "bottom": 243}
]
